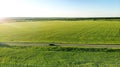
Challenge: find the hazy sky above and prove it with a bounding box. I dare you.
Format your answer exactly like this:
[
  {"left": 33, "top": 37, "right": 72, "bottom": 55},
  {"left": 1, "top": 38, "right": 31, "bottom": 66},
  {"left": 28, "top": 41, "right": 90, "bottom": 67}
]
[{"left": 0, "top": 0, "right": 120, "bottom": 17}]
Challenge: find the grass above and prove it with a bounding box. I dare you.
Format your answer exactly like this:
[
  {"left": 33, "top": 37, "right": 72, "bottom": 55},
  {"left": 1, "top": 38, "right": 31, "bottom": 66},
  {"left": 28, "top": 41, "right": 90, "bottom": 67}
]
[
  {"left": 0, "top": 46, "right": 120, "bottom": 67},
  {"left": 0, "top": 20, "right": 120, "bottom": 44},
  {"left": 0, "top": 20, "right": 120, "bottom": 67}
]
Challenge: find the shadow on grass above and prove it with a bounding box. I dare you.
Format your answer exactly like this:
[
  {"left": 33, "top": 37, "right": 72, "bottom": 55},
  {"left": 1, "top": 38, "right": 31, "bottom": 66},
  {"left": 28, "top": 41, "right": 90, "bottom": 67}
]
[{"left": 49, "top": 43, "right": 60, "bottom": 46}]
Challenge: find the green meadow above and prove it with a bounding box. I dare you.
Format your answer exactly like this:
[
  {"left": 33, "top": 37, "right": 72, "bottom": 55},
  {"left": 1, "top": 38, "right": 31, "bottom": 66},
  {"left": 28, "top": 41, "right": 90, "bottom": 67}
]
[
  {"left": 0, "top": 46, "right": 120, "bottom": 67},
  {"left": 0, "top": 20, "right": 120, "bottom": 67},
  {"left": 0, "top": 20, "right": 120, "bottom": 44}
]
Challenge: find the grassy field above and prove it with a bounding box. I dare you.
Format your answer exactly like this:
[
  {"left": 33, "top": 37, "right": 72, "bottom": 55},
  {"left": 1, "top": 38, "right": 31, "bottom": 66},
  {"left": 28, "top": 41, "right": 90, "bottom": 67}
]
[
  {"left": 0, "top": 20, "right": 120, "bottom": 67},
  {"left": 0, "top": 46, "right": 120, "bottom": 67},
  {"left": 0, "top": 20, "right": 120, "bottom": 44}
]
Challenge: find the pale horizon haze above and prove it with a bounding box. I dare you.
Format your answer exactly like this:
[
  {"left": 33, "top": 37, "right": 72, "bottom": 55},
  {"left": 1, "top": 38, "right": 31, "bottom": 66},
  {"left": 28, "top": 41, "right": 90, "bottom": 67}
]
[{"left": 0, "top": 0, "right": 120, "bottom": 18}]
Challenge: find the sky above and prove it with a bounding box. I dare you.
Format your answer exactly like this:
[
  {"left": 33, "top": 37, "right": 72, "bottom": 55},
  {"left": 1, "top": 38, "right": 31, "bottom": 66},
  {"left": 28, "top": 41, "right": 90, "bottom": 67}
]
[{"left": 0, "top": 0, "right": 120, "bottom": 17}]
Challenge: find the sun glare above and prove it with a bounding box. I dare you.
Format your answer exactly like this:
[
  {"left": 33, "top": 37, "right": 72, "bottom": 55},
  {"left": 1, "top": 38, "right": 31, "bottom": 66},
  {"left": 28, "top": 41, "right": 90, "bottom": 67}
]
[
  {"left": 0, "top": 17, "right": 7, "bottom": 23},
  {"left": 0, "top": 17, "right": 5, "bottom": 20}
]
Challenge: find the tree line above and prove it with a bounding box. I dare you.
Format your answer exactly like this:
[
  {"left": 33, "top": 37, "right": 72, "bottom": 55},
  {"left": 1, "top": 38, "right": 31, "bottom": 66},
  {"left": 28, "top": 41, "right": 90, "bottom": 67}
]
[{"left": 8, "top": 17, "right": 120, "bottom": 22}]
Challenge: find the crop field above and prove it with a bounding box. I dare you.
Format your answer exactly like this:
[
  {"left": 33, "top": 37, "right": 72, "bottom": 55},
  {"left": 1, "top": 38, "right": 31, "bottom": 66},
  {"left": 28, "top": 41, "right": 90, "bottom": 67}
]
[
  {"left": 0, "top": 20, "right": 120, "bottom": 44},
  {"left": 0, "top": 20, "right": 120, "bottom": 67},
  {"left": 0, "top": 46, "right": 120, "bottom": 67}
]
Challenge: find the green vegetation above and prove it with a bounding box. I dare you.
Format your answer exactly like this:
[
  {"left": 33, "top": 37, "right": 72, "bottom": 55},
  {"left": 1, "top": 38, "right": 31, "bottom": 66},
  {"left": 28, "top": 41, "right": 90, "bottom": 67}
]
[
  {"left": 10, "top": 17, "right": 120, "bottom": 21},
  {"left": 0, "top": 20, "right": 120, "bottom": 44},
  {"left": 0, "top": 19, "right": 120, "bottom": 67},
  {"left": 0, "top": 46, "right": 120, "bottom": 67}
]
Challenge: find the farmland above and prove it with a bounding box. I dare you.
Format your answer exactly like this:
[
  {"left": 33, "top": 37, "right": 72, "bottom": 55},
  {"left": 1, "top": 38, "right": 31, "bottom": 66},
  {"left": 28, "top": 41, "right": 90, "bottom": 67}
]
[
  {"left": 0, "top": 20, "right": 120, "bottom": 44},
  {"left": 0, "top": 0, "right": 119, "bottom": 66},
  {"left": 0, "top": 19, "right": 120, "bottom": 67},
  {"left": 0, "top": 46, "right": 120, "bottom": 67}
]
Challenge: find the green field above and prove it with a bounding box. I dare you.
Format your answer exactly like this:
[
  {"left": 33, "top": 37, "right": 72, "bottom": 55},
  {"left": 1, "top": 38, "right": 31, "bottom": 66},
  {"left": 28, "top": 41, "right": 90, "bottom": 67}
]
[
  {"left": 0, "top": 46, "right": 120, "bottom": 67},
  {"left": 0, "top": 20, "right": 120, "bottom": 67},
  {"left": 0, "top": 20, "right": 120, "bottom": 44}
]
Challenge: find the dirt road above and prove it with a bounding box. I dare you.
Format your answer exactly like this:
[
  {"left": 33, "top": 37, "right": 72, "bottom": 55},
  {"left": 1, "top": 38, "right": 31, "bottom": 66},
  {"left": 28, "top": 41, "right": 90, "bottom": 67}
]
[{"left": 0, "top": 42, "right": 120, "bottom": 48}]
